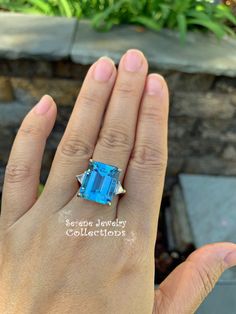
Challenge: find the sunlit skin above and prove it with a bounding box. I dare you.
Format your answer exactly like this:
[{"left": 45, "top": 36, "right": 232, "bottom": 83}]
[{"left": 0, "top": 50, "right": 236, "bottom": 314}]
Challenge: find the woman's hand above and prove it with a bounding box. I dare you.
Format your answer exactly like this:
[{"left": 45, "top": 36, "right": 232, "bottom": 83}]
[{"left": 0, "top": 50, "right": 236, "bottom": 314}]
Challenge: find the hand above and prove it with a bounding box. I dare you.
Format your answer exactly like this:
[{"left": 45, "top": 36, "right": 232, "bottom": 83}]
[{"left": 0, "top": 50, "right": 236, "bottom": 314}]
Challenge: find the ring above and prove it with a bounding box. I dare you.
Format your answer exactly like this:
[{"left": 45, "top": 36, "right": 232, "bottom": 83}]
[{"left": 76, "top": 159, "right": 126, "bottom": 206}]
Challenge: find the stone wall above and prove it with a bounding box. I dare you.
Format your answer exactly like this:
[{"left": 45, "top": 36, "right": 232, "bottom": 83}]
[
  {"left": 1, "top": 13, "right": 236, "bottom": 195},
  {"left": 1, "top": 59, "right": 236, "bottom": 195}
]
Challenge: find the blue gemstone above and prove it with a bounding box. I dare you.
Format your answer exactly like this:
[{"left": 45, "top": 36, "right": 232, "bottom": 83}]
[{"left": 79, "top": 160, "right": 120, "bottom": 205}]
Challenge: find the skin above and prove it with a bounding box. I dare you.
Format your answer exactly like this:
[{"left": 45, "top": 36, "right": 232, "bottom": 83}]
[{"left": 0, "top": 50, "right": 236, "bottom": 314}]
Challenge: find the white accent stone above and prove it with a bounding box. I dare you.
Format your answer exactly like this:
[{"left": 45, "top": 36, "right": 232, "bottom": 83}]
[
  {"left": 76, "top": 173, "right": 85, "bottom": 184},
  {"left": 115, "top": 182, "right": 125, "bottom": 195}
]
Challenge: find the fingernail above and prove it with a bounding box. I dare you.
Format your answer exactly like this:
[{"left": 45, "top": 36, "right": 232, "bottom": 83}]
[
  {"left": 224, "top": 250, "right": 236, "bottom": 267},
  {"left": 34, "top": 95, "right": 53, "bottom": 115},
  {"left": 93, "top": 57, "right": 114, "bottom": 82},
  {"left": 123, "top": 49, "right": 143, "bottom": 72},
  {"left": 146, "top": 74, "right": 164, "bottom": 96}
]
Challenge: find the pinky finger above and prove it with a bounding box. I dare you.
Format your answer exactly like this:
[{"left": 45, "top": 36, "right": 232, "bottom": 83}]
[{"left": 1, "top": 95, "right": 57, "bottom": 230}]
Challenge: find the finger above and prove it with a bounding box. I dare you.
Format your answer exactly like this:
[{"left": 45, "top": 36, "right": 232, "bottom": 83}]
[
  {"left": 119, "top": 74, "right": 169, "bottom": 237},
  {"left": 69, "top": 49, "right": 148, "bottom": 213},
  {"left": 43, "top": 57, "right": 116, "bottom": 209},
  {"left": 153, "top": 242, "right": 236, "bottom": 314},
  {"left": 1, "top": 95, "right": 56, "bottom": 229}
]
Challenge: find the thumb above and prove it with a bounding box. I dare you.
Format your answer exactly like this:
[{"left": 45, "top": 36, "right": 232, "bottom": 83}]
[{"left": 153, "top": 242, "right": 236, "bottom": 314}]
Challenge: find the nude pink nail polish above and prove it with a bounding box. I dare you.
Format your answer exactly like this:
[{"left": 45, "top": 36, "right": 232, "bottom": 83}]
[
  {"left": 34, "top": 95, "right": 53, "bottom": 115},
  {"left": 93, "top": 57, "right": 114, "bottom": 82}
]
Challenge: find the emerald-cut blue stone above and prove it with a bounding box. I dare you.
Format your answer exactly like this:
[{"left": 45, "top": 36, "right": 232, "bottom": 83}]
[{"left": 79, "top": 160, "right": 120, "bottom": 205}]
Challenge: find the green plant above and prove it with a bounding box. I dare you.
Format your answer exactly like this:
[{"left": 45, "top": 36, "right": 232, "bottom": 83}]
[
  {"left": 38, "top": 183, "right": 44, "bottom": 196},
  {"left": 0, "top": 0, "right": 236, "bottom": 41},
  {"left": 0, "top": 0, "right": 83, "bottom": 17}
]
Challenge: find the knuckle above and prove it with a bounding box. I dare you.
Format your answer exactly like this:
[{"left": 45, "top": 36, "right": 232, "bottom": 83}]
[
  {"left": 5, "top": 163, "right": 31, "bottom": 184},
  {"left": 192, "top": 261, "right": 217, "bottom": 297},
  {"left": 154, "top": 287, "right": 172, "bottom": 313},
  {"left": 114, "top": 81, "right": 138, "bottom": 99},
  {"left": 98, "top": 127, "right": 132, "bottom": 152},
  {"left": 18, "top": 124, "right": 44, "bottom": 138},
  {"left": 79, "top": 92, "right": 100, "bottom": 108},
  {"left": 142, "top": 104, "right": 167, "bottom": 124},
  {"left": 59, "top": 133, "right": 93, "bottom": 159},
  {"left": 116, "top": 235, "right": 148, "bottom": 274},
  {"left": 131, "top": 143, "right": 167, "bottom": 171}
]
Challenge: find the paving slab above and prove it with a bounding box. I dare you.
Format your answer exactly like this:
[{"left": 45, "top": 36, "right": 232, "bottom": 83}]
[
  {"left": 71, "top": 20, "right": 236, "bottom": 76},
  {"left": 180, "top": 174, "right": 236, "bottom": 281},
  {"left": 197, "top": 282, "right": 236, "bottom": 314},
  {"left": 0, "top": 13, "right": 77, "bottom": 59}
]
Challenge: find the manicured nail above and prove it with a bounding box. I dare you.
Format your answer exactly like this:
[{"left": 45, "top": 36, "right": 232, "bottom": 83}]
[
  {"left": 146, "top": 74, "right": 164, "bottom": 96},
  {"left": 123, "top": 49, "right": 143, "bottom": 72},
  {"left": 93, "top": 57, "right": 114, "bottom": 82},
  {"left": 224, "top": 250, "right": 236, "bottom": 267},
  {"left": 34, "top": 95, "right": 53, "bottom": 115}
]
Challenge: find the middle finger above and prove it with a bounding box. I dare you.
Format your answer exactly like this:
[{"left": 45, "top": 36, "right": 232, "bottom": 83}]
[{"left": 70, "top": 50, "right": 148, "bottom": 213}]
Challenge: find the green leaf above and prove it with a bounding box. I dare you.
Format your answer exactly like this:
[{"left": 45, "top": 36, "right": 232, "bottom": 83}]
[
  {"left": 222, "top": 24, "right": 236, "bottom": 37},
  {"left": 0, "top": 1, "right": 32, "bottom": 12},
  {"left": 91, "top": 0, "right": 126, "bottom": 30},
  {"left": 92, "top": 11, "right": 120, "bottom": 31},
  {"left": 169, "top": 10, "right": 181, "bottom": 29},
  {"left": 130, "top": 15, "right": 161, "bottom": 31},
  {"left": 214, "top": 4, "right": 236, "bottom": 26},
  {"left": 58, "top": 0, "right": 73, "bottom": 18},
  {"left": 177, "top": 13, "right": 187, "bottom": 42},
  {"left": 159, "top": 4, "right": 171, "bottom": 19},
  {"left": 91, "top": 12, "right": 109, "bottom": 30},
  {"left": 196, "top": 5, "right": 205, "bottom": 12},
  {"left": 73, "top": 3, "right": 82, "bottom": 18},
  {"left": 187, "top": 10, "right": 213, "bottom": 21},
  {"left": 173, "top": 0, "right": 191, "bottom": 14},
  {"left": 187, "top": 18, "right": 226, "bottom": 38},
  {"left": 25, "top": 0, "right": 53, "bottom": 14}
]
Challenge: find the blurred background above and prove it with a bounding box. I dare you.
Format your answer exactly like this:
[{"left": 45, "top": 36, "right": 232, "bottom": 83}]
[{"left": 0, "top": 1, "right": 236, "bottom": 312}]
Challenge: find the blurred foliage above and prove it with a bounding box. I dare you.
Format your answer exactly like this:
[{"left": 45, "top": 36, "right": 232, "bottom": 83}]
[
  {"left": 0, "top": 0, "right": 236, "bottom": 41},
  {"left": 38, "top": 183, "right": 44, "bottom": 196}
]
